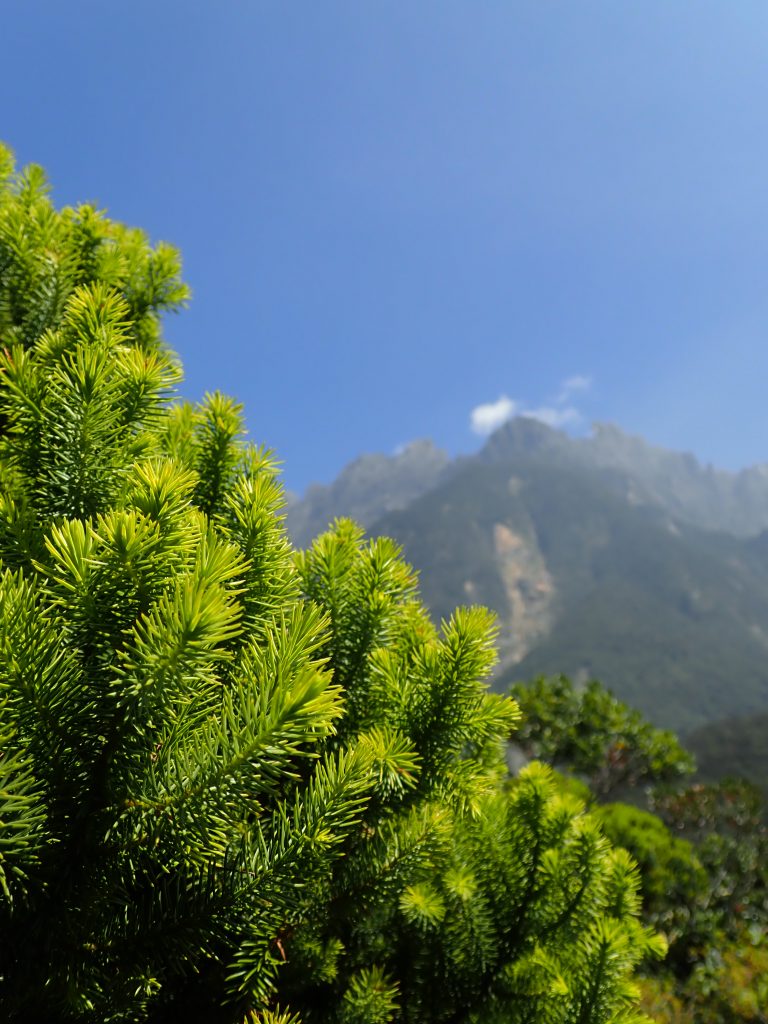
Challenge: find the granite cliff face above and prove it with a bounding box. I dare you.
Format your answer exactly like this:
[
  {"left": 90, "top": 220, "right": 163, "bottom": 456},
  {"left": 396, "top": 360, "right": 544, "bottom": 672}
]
[
  {"left": 287, "top": 418, "right": 768, "bottom": 733},
  {"left": 491, "top": 522, "right": 555, "bottom": 665}
]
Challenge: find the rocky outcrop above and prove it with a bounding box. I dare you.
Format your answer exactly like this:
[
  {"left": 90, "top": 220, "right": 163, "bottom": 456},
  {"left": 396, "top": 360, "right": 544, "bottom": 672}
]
[{"left": 492, "top": 523, "right": 555, "bottom": 666}]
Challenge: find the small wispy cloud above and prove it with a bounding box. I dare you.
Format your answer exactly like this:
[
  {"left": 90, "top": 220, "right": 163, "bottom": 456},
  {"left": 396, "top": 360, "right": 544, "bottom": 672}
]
[
  {"left": 469, "top": 376, "right": 592, "bottom": 436},
  {"left": 556, "top": 375, "right": 592, "bottom": 403}
]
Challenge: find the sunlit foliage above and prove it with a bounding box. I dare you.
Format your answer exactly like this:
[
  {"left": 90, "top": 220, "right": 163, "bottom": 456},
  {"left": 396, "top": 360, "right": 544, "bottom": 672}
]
[{"left": 0, "top": 144, "right": 660, "bottom": 1023}]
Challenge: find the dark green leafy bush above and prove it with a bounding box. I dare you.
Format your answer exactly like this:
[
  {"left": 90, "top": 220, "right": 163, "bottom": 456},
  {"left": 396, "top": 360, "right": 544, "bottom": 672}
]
[{"left": 510, "top": 675, "right": 695, "bottom": 794}]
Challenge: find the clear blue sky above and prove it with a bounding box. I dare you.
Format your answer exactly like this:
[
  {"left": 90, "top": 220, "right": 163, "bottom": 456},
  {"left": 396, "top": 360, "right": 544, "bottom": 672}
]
[{"left": 4, "top": 2, "right": 768, "bottom": 491}]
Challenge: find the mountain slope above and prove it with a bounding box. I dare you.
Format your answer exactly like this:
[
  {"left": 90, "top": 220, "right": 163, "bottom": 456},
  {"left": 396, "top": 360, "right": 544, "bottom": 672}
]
[
  {"left": 286, "top": 439, "right": 449, "bottom": 548},
  {"left": 288, "top": 419, "right": 768, "bottom": 733},
  {"left": 685, "top": 711, "right": 768, "bottom": 792},
  {"left": 371, "top": 454, "right": 768, "bottom": 732}
]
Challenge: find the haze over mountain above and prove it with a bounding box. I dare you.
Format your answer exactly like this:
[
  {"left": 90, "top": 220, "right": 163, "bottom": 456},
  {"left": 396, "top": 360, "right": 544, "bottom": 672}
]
[{"left": 287, "top": 419, "right": 768, "bottom": 735}]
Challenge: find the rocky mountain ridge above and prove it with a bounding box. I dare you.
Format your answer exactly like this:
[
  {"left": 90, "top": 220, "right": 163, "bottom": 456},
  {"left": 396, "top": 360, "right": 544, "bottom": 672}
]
[
  {"left": 286, "top": 419, "right": 768, "bottom": 733},
  {"left": 480, "top": 418, "right": 768, "bottom": 537}
]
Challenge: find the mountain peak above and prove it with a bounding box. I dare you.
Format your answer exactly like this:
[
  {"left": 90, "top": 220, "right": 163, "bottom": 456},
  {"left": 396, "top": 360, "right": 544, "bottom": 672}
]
[{"left": 480, "top": 415, "right": 573, "bottom": 460}]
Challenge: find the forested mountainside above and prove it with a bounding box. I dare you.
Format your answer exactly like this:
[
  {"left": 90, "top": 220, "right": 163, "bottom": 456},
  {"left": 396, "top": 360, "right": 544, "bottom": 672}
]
[
  {"left": 287, "top": 418, "right": 768, "bottom": 734},
  {"left": 687, "top": 711, "right": 768, "bottom": 793}
]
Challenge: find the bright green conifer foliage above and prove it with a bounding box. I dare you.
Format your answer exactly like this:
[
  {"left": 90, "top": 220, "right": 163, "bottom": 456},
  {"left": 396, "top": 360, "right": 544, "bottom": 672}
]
[{"left": 0, "top": 145, "right": 661, "bottom": 1023}]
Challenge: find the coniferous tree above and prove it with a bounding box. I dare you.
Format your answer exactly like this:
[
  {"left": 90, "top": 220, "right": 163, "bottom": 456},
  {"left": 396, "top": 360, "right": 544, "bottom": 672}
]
[{"left": 0, "top": 145, "right": 662, "bottom": 1023}]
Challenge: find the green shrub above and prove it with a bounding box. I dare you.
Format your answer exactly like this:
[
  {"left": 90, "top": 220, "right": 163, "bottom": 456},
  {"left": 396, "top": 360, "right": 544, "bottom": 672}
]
[{"left": 0, "top": 144, "right": 661, "bottom": 1024}]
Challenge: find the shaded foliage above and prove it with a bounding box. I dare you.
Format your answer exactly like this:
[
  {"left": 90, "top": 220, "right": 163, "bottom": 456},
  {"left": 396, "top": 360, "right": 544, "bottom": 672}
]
[
  {"left": 511, "top": 674, "right": 768, "bottom": 1022},
  {"left": 509, "top": 675, "right": 694, "bottom": 794}
]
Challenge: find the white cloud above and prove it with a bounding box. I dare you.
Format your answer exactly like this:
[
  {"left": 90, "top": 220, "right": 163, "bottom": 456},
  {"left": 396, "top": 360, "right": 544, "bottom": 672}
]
[
  {"left": 469, "top": 375, "right": 592, "bottom": 436},
  {"left": 470, "top": 395, "right": 517, "bottom": 435}
]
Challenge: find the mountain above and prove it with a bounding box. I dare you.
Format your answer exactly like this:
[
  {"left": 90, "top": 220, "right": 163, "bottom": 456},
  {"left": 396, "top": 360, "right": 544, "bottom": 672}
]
[
  {"left": 481, "top": 418, "right": 768, "bottom": 537},
  {"left": 286, "top": 439, "right": 450, "bottom": 549},
  {"left": 286, "top": 419, "right": 768, "bottom": 734}
]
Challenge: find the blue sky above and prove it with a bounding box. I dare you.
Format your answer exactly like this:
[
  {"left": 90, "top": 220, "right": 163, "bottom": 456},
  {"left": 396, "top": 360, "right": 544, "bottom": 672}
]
[{"left": 4, "top": 2, "right": 768, "bottom": 491}]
